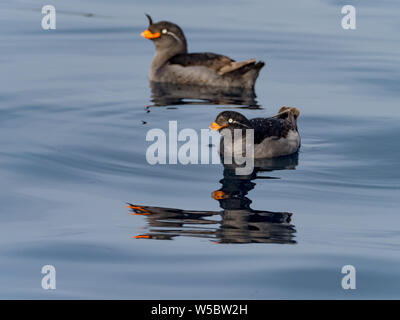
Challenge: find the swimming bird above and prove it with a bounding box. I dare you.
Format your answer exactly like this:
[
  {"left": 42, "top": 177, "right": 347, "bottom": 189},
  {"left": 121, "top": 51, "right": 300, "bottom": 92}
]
[
  {"left": 209, "top": 107, "right": 301, "bottom": 158},
  {"left": 141, "top": 14, "right": 265, "bottom": 89}
]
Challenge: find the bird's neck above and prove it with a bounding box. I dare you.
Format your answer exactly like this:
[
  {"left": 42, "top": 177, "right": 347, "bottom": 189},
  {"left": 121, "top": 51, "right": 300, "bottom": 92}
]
[{"left": 150, "top": 45, "right": 187, "bottom": 77}]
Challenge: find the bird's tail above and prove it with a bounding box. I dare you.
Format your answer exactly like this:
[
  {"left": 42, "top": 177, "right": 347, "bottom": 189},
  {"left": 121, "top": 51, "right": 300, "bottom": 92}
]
[
  {"left": 222, "top": 60, "right": 265, "bottom": 89},
  {"left": 277, "top": 106, "right": 300, "bottom": 129}
]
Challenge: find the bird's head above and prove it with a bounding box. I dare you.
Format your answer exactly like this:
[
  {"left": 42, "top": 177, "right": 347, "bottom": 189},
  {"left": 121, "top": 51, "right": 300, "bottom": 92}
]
[
  {"left": 141, "top": 14, "right": 187, "bottom": 53},
  {"left": 210, "top": 111, "right": 253, "bottom": 133}
]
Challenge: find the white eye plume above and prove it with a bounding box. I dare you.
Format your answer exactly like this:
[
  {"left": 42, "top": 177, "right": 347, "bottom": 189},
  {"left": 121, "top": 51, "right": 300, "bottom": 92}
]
[
  {"left": 162, "top": 29, "right": 182, "bottom": 44},
  {"left": 228, "top": 118, "right": 233, "bottom": 123}
]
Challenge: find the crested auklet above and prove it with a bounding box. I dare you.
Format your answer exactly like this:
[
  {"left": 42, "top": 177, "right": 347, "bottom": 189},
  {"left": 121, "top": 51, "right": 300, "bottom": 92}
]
[
  {"left": 141, "top": 14, "right": 265, "bottom": 89},
  {"left": 210, "top": 107, "right": 301, "bottom": 158}
]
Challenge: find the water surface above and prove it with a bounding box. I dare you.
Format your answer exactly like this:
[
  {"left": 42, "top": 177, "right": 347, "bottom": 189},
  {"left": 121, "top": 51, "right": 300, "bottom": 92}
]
[{"left": 0, "top": 0, "right": 399, "bottom": 299}]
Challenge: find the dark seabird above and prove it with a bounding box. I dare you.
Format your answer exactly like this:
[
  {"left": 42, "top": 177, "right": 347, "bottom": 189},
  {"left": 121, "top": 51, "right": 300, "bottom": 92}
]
[{"left": 141, "top": 14, "right": 265, "bottom": 89}]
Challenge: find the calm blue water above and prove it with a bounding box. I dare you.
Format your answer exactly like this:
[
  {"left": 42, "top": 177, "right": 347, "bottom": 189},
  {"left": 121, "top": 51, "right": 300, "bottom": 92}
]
[{"left": 0, "top": 0, "right": 399, "bottom": 299}]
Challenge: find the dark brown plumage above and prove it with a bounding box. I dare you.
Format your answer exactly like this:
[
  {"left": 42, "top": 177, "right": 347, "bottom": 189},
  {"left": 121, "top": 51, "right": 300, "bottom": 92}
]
[
  {"left": 250, "top": 108, "right": 300, "bottom": 143},
  {"left": 210, "top": 107, "right": 301, "bottom": 158},
  {"left": 141, "top": 14, "right": 265, "bottom": 89}
]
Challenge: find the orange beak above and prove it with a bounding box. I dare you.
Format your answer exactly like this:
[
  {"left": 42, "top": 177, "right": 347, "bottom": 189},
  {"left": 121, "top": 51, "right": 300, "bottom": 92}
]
[
  {"left": 134, "top": 235, "right": 151, "bottom": 239},
  {"left": 141, "top": 29, "right": 161, "bottom": 39},
  {"left": 209, "top": 122, "right": 227, "bottom": 131},
  {"left": 126, "top": 205, "right": 151, "bottom": 215},
  {"left": 211, "top": 190, "right": 230, "bottom": 200}
]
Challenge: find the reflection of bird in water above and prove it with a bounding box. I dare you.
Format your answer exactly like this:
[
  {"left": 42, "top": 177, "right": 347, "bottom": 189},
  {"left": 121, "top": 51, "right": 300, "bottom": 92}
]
[
  {"left": 141, "top": 14, "right": 264, "bottom": 89},
  {"left": 150, "top": 81, "right": 260, "bottom": 108},
  {"left": 128, "top": 154, "right": 298, "bottom": 244}
]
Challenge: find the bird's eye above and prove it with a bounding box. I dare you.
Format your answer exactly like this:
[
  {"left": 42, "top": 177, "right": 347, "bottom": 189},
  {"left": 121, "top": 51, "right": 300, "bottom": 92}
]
[
  {"left": 228, "top": 118, "right": 233, "bottom": 123},
  {"left": 162, "top": 29, "right": 167, "bottom": 34}
]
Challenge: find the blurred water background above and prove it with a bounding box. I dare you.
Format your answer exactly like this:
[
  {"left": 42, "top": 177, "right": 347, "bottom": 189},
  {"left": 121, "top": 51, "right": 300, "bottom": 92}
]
[{"left": 0, "top": 0, "right": 399, "bottom": 298}]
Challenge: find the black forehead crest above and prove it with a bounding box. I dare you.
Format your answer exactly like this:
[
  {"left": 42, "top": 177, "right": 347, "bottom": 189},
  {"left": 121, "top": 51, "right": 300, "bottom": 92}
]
[
  {"left": 145, "top": 13, "right": 153, "bottom": 25},
  {"left": 218, "top": 111, "right": 244, "bottom": 119}
]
